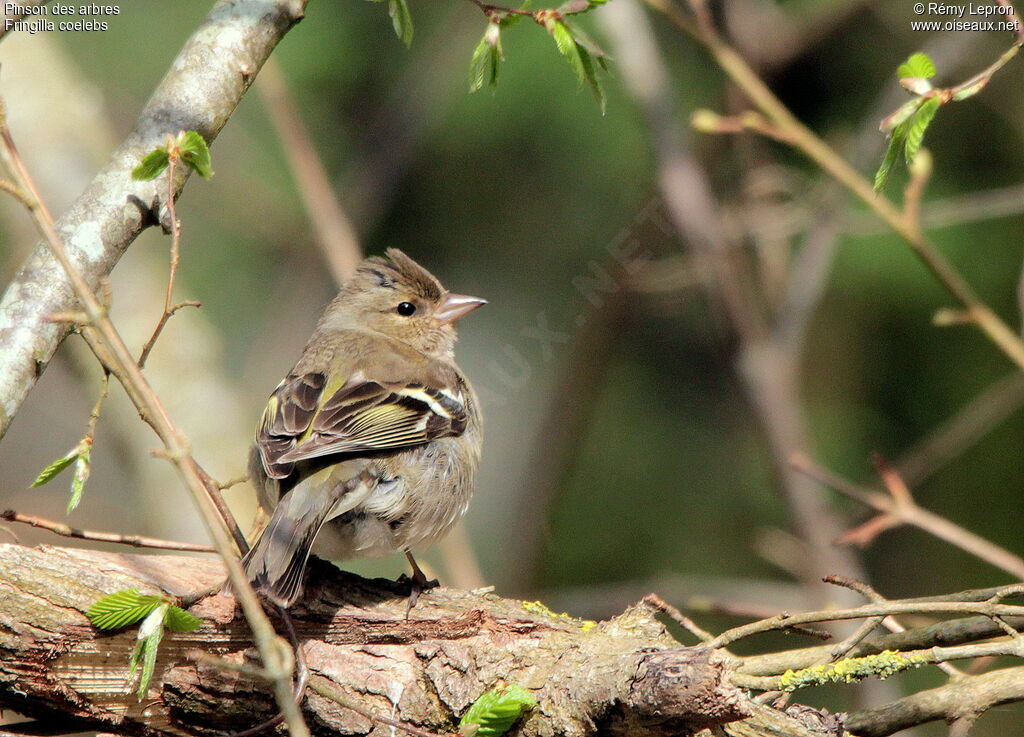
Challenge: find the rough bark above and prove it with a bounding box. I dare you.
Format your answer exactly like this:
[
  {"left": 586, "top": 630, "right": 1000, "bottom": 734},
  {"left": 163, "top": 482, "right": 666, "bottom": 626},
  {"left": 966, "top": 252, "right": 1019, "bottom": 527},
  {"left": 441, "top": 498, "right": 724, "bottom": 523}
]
[
  {"left": 0, "top": 543, "right": 822, "bottom": 737},
  {"left": 0, "top": 0, "right": 308, "bottom": 440}
]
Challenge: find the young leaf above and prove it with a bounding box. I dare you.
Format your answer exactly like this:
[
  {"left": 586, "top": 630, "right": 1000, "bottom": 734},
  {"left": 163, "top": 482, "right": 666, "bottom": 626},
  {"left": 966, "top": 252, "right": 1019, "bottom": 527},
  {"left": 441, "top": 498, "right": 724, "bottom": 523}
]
[
  {"left": 566, "top": 22, "right": 609, "bottom": 70},
  {"left": 132, "top": 148, "right": 170, "bottom": 181},
  {"left": 67, "top": 448, "right": 90, "bottom": 513},
  {"left": 128, "top": 603, "right": 168, "bottom": 699},
  {"left": 388, "top": 0, "right": 413, "bottom": 47},
  {"left": 550, "top": 21, "right": 585, "bottom": 87},
  {"left": 469, "top": 23, "right": 502, "bottom": 93},
  {"left": 874, "top": 123, "right": 908, "bottom": 192},
  {"left": 897, "top": 52, "right": 936, "bottom": 80},
  {"left": 460, "top": 684, "right": 537, "bottom": 737},
  {"left": 879, "top": 97, "right": 924, "bottom": 133},
  {"left": 87, "top": 589, "right": 166, "bottom": 631},
  {"left": 30, "top": 448, "right": 79, "bottom": 487},
  {"left": 577, "top": 43, "right": 606, "bottom": 114},
  {"left": 903, "top": 96, "right": 941, "bottom": 165},
  {"left": 164, "top": 605, "right": 202, "bottom": 633},
  {"left": 177, "top": 131, "right": 214, "bottom": 179}
]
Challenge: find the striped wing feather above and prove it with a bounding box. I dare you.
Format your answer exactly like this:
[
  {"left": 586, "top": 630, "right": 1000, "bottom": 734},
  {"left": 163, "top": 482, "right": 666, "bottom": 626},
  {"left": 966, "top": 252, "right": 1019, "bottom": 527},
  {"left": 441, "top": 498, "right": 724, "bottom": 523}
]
[{"left": 256, "top": 372, "right": 467, "bottom": 478}]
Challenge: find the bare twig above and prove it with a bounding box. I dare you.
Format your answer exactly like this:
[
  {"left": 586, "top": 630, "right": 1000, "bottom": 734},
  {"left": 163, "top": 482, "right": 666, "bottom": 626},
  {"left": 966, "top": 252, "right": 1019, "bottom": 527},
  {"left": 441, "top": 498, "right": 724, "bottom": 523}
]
[
  {"left": 256, "top": 58, "right": 362, "bottom": 286},
  {"left": 138, "top": 145, "right": 194, "bottom": 368},
  {"left": 791, "top": 453, "right": 1024, "bottom": 580},
  {"left": 709, "top": 598, "right": 1024, "bottom": 650},
  {"left": 895, "top": 371, "right": 1024, "bottom": 486},
  {"left": 846, "top": 666, "right": 1024, "bottom": 737},
  {"left": 649, "top": 0, "right": 1024, "bottom": 372},
  {"left": 824, "top": 574, "right": 962, "bottom": 678},
  {"left": 643, "top": 593, "right": 715, "bottom": 643},
  {"left": 0, "top": 0, "right": 308, "bottom": 442},
  {"left": 0, "top": 509, "right": 215, "bottom": 552}
]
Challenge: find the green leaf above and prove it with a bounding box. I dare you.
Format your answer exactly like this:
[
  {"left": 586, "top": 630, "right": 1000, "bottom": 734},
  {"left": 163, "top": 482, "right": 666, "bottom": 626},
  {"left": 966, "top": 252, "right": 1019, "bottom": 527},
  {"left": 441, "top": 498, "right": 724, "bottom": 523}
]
[
  {"left": 164, "top": 605, "right": 202, "bottom": 633},
  {"left": 87, "top": 589, "right": 166, "bottom": 631},
  {"left": 128, "top": 604, "right": 167, "bottom": 699},
  {"left": 67, "top": 448, "right": 90, "bottom": 513},
  {"left": 469, "top": 23, "right": 502, "bottom": 93},
  {"left": 879, "top": 97, "right": 924, "bottom": 132},
  {"left": 547, "top": 21, "right": 607, "bottom": 113},
  {"left": 132, "top": 148, "right": 170, "bottom": 181},
  {"left": 577, "top": 43, "right": 606, "bottom": 114},
  {"left": 459, "top": 684, "right": 537, "bottom": 737},
  {"left": 897, "top": 52, "right": 936, "bottom": 80},
  {"left": 550, "top": 21, "right": 585, "bottom": 86},
  {"left": 903, "top": 96, "right": 941, "bottom": 165},
  {"left": 177, "top": 131, "right": 213, "bottom": 179},
  {"left": 388, "top": 0, "right": 413, "bottom": 46},
  {"left": 874, "top": 123, "right": 907, "bottom": 192},
  {"left": 30, "top": 449, "right": 78, "bottom": 487}
]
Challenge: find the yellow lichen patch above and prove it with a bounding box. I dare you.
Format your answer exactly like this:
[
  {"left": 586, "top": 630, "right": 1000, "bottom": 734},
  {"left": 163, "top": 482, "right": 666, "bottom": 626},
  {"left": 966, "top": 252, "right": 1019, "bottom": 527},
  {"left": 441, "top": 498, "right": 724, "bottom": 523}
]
[
  {"left": 779, "top": 650, "right": 926, "bottom": 692},
  {"left": 521, "top": 600, "right": 597, "bottom": 632}
]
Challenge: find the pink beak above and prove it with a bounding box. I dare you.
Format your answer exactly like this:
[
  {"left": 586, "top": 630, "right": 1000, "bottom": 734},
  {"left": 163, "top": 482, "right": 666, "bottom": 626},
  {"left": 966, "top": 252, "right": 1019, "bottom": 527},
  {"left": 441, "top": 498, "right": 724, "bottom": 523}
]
[{"left": 435, "top": 292, "right": 487, "bottom": 325}]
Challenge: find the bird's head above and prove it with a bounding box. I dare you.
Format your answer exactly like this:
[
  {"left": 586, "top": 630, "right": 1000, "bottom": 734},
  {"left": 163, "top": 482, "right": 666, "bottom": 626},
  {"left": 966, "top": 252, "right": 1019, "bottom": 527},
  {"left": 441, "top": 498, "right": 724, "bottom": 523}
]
[{"left": 320, "top": 249, "right": 486, "bottom": 358}]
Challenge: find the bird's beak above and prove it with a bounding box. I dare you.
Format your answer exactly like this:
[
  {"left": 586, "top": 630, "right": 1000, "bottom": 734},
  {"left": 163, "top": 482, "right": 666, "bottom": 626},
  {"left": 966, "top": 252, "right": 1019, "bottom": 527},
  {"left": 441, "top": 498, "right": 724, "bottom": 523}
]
[{"left": 436, "top": 292, "right": 487, "bottom": 325}]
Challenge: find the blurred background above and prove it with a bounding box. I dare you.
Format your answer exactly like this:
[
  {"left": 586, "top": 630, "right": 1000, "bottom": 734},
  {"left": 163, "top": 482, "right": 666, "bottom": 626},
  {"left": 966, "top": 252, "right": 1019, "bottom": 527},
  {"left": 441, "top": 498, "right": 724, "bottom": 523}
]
[{"left": 1, "top": 1, "right": 1023, "bottom": 732}]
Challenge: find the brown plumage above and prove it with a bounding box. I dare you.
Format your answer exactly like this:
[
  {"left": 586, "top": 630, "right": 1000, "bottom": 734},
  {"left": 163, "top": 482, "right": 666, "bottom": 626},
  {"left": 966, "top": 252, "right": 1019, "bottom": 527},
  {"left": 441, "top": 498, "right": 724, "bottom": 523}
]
[{"left": 242, "top": 249, "right": 484, "bottom": 607}]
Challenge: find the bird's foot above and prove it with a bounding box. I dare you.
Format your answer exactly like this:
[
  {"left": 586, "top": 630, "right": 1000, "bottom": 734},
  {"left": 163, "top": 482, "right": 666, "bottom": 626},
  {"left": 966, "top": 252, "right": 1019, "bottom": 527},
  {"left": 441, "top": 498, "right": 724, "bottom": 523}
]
[{"left": 400, "top": 552, "right": 440, "bottom": 616}]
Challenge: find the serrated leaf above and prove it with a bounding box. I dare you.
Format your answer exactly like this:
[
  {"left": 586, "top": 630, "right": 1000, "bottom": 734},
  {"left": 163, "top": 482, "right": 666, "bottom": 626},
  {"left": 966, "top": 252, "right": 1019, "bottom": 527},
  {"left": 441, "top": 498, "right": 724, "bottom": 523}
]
[
  {"left": 903, "top": 96, "right": 940, "bottom": 165},
  {"left": 577, "top": 43, "right": 606, "bottom": 114},
  {"left": 164, "top": 605, "right": 202, "bottom": 633},
  {"left": 469, "top": 24, "right": 502, "bottom": 93},
  {"left": 460, "top": 684, "right": 537, "bottom": 737},
  {"left": 177, "top": 131, "right": 213, "bottom": 179},
  {"left": 897, "top": 52, "right": 936, "bottom": 80},
  {"left": 30, "top": 449, "right": 78, "bottom": 487},
  {"left": 129, "top": 604, "right": 167, "bottom": 699},
  {"left": 388, "top": 0, "right": 413, "bottom": 46},
  {"left": 87, "top": 589, "right": 167, "bottom": 630},
  {"left": 67, "top": 449, "right": 90, "bottom": 513},
  {"left": 874, "top": 124, "right": 908, "bottom": 192},
  {"left": 132, "top": 148, "right": 170, "bottom": 181},
  {"left": 550, "top": 21, "right": 586, "bottom": 86}
]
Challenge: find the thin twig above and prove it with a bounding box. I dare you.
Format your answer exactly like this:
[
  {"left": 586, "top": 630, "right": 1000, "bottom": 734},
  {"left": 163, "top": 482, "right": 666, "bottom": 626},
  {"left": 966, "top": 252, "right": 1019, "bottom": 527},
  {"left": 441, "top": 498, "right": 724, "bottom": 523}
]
[
  {"left": 791, "top": 453, "right": 1024, "bottom": 580},
  {"left": 256, "top": 58, "right": 363, "bottom": 286},
  {"left": 708, "top": 599, "right": 1024, "bottom": 650},
  {"left": 648, "top": 0, "right": 1024, "bottom": 372},
  {"left": 0, "top": 100, "right": 308, "bottom": 737},
  {"left": 824, "top": 575, "right": 962, "bottom": 677},
  {"left": 0, "top": 509, "right": 215, "bottom": 553},
  {"left": 642, "top": 593, "right": 715, "bottom": 643},
  {"left": 137, "top": 147, "right": 202, "bottom": 368}
]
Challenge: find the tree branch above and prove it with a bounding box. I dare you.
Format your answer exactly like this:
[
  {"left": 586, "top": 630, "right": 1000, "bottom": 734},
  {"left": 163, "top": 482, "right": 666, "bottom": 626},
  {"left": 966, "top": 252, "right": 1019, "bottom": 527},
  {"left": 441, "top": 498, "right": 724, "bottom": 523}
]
[
  {"left": 0, "top": 0, "right": 307, "bottom": 441},
  {"left": 0, "top": 544, "right": 822, "bottom": 737}
]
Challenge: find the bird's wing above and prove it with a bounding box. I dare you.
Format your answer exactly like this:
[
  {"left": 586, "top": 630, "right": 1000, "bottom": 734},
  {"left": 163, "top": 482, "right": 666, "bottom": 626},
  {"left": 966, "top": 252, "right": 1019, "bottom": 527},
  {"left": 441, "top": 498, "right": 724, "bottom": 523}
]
[{"left": 255, "top": 353, "right": 469, "bottom": 479}]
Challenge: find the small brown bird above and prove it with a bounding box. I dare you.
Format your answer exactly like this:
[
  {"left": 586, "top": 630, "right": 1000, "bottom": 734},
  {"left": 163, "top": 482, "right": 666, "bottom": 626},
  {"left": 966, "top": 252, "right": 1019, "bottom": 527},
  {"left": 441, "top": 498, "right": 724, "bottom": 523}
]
[{"left": 242, "top": 249, "right": 484, "bottom": 607}]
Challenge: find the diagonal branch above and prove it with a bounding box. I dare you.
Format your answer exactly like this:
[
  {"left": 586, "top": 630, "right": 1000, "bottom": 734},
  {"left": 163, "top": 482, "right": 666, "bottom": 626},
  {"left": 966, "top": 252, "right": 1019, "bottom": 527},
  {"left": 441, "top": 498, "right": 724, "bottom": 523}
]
[{"left": 0, "top": 0, "right": 307, "bottom": 441}]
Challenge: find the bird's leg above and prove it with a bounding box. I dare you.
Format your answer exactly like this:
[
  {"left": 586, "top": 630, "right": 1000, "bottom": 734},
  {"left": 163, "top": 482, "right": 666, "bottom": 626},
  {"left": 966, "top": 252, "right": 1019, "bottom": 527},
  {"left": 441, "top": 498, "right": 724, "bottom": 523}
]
[{"left": 402, "top": 551, "right": 439, "bottom": 613}]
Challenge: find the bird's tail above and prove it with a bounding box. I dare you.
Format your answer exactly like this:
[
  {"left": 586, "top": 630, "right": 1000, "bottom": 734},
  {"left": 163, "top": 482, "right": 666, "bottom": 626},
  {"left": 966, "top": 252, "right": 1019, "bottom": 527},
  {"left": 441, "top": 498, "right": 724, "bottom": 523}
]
[{"left": 241, "top": 466, "right": 372, "bottom": 607}]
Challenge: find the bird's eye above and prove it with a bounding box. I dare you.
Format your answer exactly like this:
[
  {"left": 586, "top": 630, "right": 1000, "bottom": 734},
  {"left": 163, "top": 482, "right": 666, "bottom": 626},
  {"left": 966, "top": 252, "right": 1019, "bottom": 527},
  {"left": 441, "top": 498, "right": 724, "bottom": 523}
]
[{"left": 396, "top": 301, "right": 417, "bottom": 316}]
